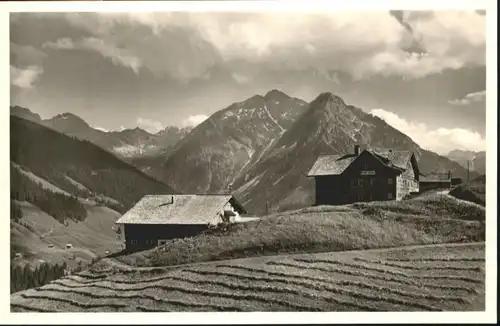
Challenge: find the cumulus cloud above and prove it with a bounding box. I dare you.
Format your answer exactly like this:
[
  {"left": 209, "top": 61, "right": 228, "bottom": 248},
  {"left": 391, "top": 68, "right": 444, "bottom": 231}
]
[
  {"left": 55, "top": 13, "right": 219, "bottom": 80},
  {"left": 182, "top": 114, "right": 208, "bottom": 128},
  {"left": 10, "top": 42, "right": 48, "bottom": 67},
  {"left": 43, "top": 37, "right": 142, "bottom": 74},
  {"left": 43, "top": 38, "right": 76, "bottom": 50},
  {"left": 52, "top": 11, "right": 484, "bottom": 82},
  {"left": 10, "top": 65, "right": 43, "bottom": 89},
  {"left": 232, "top": 72, "right": 250, "bottom": 84},
  {"left": 448, "top": 90, "right": 486, "bottom": 106},
  {"left": 136, "top": 117, "right": 164, "bottom": 134},
  {"left": 370, "top": 108, "right": 486, "bottom": 154}
]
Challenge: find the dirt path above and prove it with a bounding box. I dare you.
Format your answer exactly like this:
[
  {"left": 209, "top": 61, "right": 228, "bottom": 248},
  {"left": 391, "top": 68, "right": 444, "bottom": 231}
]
[
  {"left": 437, "top": 189, "right": 485, "bottom": 209},
  {"left": 447, "top": 194, "right": 485, "bottom": 209}
]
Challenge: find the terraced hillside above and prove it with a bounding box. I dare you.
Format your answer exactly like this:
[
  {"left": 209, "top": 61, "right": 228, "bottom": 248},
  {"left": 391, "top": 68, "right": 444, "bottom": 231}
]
[{"left": 11, "top": 242, "right": 485, "bottom": 312}]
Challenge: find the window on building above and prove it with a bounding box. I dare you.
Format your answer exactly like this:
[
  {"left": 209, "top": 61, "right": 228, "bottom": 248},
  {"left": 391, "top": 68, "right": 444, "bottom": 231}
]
[
  {"left": 358, "top": 178, "right": 363, "bottom": 187},
  {"left": 388, "top": 193, "right": 393, "bottom": 199},
  {"left": 388, "top": 178, "right": 393, "bottom": 185},
  {"left": 131, "top": 240, "right": 137, "bottom": 245},
  {"left": 370, "top": 178, "right": 375, "bottom": 186}
]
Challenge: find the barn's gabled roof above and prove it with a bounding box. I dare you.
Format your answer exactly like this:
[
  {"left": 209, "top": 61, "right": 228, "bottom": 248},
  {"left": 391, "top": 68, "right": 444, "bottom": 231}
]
[
  {"left": 367, "top": 149, "right": 413, "bottom": 170},
  {"left": 307, "top": 147, "right": 416, "bottom": 177},
  {"left": 116, "top": 194, "right": 247, "bottom": 225},
  {"left": 307, "top": 154, "right": 358, "bottom": 176}
]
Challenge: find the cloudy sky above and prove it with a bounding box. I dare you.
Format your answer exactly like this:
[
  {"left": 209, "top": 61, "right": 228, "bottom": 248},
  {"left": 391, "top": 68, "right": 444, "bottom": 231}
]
[{"left": 10, "top": 11, "right": 486, "bottom": 154}]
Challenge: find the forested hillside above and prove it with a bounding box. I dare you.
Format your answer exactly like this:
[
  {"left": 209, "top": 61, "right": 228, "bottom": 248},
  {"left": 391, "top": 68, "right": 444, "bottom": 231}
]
[
  {"left": 10, "top": 116, "right": 177, "bottom": 284},
  {"left": 11, "top": 166, "right": 87, "bottom": 223},
  {"left": 10, "top": 115, "right": 176, "bottom": 214}
]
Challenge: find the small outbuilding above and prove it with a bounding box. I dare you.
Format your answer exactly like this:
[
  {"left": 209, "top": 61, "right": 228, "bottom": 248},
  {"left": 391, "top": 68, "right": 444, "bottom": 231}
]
[
  {"left": 419, "top": 172, "right": 453, "bottom": 192},
  {"left": 115, "top": 194, "right": 247, "bottom": 251}
]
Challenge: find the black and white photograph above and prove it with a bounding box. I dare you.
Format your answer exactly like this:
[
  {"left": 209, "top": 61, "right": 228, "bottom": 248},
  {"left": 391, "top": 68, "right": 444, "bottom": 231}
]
[{"left": 3, "top": 0, "right": 497, "bottom": 323}]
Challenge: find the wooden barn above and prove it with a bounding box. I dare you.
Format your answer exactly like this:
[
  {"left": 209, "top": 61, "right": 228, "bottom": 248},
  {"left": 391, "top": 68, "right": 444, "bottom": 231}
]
[
  {"left": 419, "top": 172, "right": 453, "bottom": 192},
  {"left": 307, "top": 145, "right": 421, "bottom": 205},
  {"left": 115, "top": 194, "right": 247, "bottom": 251}
]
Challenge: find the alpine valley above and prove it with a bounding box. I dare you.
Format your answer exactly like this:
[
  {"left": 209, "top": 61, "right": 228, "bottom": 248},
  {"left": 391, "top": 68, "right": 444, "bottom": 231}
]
[{"left": 11, "top": 90, "right": 477, "bottom": 219}]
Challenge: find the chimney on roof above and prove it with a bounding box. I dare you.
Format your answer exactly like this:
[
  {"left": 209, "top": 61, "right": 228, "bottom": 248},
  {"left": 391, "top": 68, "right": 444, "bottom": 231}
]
[
  {"left": 354, "top": 145, "right": 360, "bottom": 156},
  {"left": 160, "top": 195, "right": 174, "bottom": 207},
  {"left": 448, "top": 170, "right": 452, "bottom": 179}
]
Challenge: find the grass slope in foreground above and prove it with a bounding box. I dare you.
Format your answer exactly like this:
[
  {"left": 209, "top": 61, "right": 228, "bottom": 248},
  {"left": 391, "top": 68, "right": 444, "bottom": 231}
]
[
  {"left": 111, "top": 192, "right": 484, "bottom": 268},
  {"left": 449, "top": 175, "right": 486, "bottom": 207},
  {"left": 10, "top": 242, "right": 485, "bottom": 312}
]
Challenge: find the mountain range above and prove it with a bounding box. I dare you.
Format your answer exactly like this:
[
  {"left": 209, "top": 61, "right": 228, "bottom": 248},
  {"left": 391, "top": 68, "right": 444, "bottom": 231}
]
[
  {"left": 446, "top": 149, "right": 486, "bottom": 175},
  {"left": 11, "top": 90, "right": 479, "bottom": 217},
  {"left": 230, "top": 93, "right": 478, "bottom": 213},
  {"left": 10, "top": 105, "right": 191, "bottom": 159},
  {"left": 139, "top": 91, "right": 477, "bottom": 214},
  {"left": 150, "top": 89, "right": 310, "bottom": 193}
]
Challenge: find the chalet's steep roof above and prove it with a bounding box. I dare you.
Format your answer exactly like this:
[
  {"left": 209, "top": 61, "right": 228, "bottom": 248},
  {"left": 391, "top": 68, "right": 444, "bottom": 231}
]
[
  {"left": 308, "top": 149, "right": 414, "bottom": 177},
  {"left": 307, "top": 154, "right": 358, "bottom": 176},
  {"left": 368, "top": 149, "right": 413, "bottom": 170},
  {"left": 116, "top": 194, "right": 246, "bottom": 225}
]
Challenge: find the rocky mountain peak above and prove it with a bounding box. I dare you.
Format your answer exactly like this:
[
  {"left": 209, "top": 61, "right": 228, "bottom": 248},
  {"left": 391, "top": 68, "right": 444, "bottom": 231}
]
[
  {"left": 311, "top": 92, "right": 346, "bottom": 109},
  {"left": 264, "top": 89, "right": 290, "bottom": 100},
  {"left": 10, "top": 105, "right": 42, "bottom": 123},
  {"left": 46, "top": 113, "right": 91, "bottom": 133},
  {"left": 53, "top": 112, "right": 88, "bottom": 124}
]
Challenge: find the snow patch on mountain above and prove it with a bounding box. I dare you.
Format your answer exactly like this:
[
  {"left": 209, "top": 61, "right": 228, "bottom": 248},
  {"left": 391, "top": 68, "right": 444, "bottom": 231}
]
[
  {"left": 222, "top": 111, "right": 234, "bottom": 120},
  {"left": 263, "top": 104, "right": 285, "bottom": 133},
  {"left": 112, "top": 143, "right": 157, "bottom": 157},
  {"left": 272, "top": 175, "right": 286, "bottom": 186}
]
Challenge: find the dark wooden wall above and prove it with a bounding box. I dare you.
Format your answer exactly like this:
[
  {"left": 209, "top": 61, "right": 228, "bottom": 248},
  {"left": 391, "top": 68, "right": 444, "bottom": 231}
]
[
  {"left": 123, "top": 223, "right": 208, "bottom": 251},
  {"left": 314, "top": 151, "right": 401, "bottom": 205}
]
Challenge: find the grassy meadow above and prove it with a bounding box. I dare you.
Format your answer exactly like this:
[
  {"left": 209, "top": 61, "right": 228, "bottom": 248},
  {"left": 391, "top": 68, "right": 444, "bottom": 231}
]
[
  {"left": 449, "top": 175, "right": 486, "bottom": 207},
  {"left": 10, "top": 242, "right": 485, "bottom": 312},
  {"left": 103, "top": 192, "right": 485, "bottom": 269}
]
